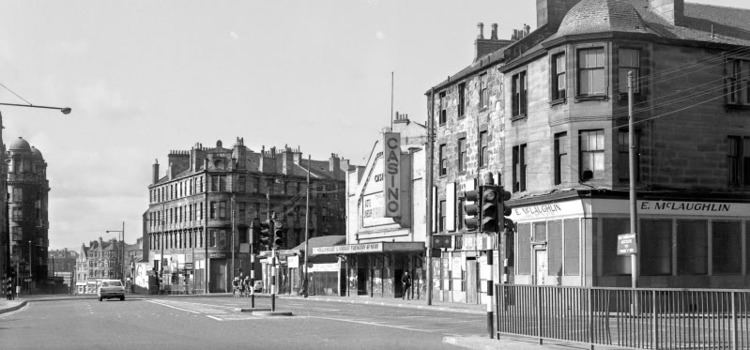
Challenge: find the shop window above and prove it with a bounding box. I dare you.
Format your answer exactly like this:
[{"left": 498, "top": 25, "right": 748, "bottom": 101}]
[
  {"left": 677, "top": 220, "right": 708, "bottom": 275},
  {"left": 547, "top": 220, "right": 562, "bottom": 277},
  {"left": 533, "top": 222, "right": 547, "bottom": 242},
  {"left": 563, "top": 218, "right": 580, "bottom": 275},
  {"left": 713, "top": 221, "right": 741, "bottom": 274},
  {"left": 516, "top": 223, "right": 531, "bottom": 275},
  {"left": 641, "top": 219, "right": 672, "bottom": 276},
  {"left": 577, "top": 47, "right": 606, "bottom": 97},
  {"left": 554, "top": 132, "right": 568, "bottom": 185},
  {"left": 602, "top": 218, "right": 631, "bottom": 275}
]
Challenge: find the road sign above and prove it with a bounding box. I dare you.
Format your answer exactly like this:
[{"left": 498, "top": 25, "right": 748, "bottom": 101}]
[
  {"left": 24, "top": 278, "right": 32, "bottom": 282},
  {"left": 617, "top": 233, "right": 637, "bottom": 255},
  {"left": 184, "top": 262, "right": 194, "bottom": 270}
]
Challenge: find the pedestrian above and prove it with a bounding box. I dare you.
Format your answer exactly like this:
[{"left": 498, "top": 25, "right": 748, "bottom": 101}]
[
  {"left": 401, "top": 271, "right": 412, "bottom": 300},
  {"left": 232, "top": 276, "right": 241, "bottom": 297},
  {"left": 243, "top": 276, "right": 251, "bottom": 297}
]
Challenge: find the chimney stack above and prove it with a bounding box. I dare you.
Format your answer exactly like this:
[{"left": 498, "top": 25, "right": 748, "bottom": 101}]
[
  {"left": 649, "top": 0, "right": 684, "bottom": 26},
  {"left": 152, "top": 159, "right": 159, "bottom": 184},
  {"left": 536, "top": 0, "right": 581, "bottom": 29},
  {"left": 491, "top": 23, "right": 498, "bottom": 40},
  {"left": 477, "top": 22, "right": 485, "bottom": 39},
  {"left": 475, "top": 22, "right": 511, "bottom": 61}
]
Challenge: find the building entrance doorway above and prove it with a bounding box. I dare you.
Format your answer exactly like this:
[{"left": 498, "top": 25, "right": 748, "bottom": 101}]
[
  {"left": 357, "top": 268, "right": 367, "bottom": 295},
  {"left": 210, "top": 259, "right": 227, "bottom": 292}
]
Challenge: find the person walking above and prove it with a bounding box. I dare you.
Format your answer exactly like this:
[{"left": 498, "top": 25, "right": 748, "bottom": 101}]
[{"left": 401, "top": 271, "right": 412, "bottom": 300}]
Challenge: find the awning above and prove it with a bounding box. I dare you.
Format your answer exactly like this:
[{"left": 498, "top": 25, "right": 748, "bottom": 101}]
[{"left": 311, "top": 242, "right": 425, "bottom": 256}]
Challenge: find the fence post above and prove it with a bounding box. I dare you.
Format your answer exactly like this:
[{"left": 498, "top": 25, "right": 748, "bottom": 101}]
[
  {"left": 652, "top": 290, "right": 658, "bottom": 350},
  {"left": 588, "top": 287, "right": 594, "bottom": 350},
  {"left": 537, "top": 286, "right": 543, "bottom": 345},
  {"left": 732, "top": 291, "right": 737, "bottom": 350}
]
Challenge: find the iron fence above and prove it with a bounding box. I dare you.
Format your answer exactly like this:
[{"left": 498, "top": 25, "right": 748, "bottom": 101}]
[{"left": 496, "top": 284, "right": 750, "bottom": 349}]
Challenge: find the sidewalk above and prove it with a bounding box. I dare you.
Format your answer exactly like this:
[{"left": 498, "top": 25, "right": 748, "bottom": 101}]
[
  {"left": 280, "top": 294, "right": 487, "bottom": 315},
  {"left": 443, "top": 335, "right": 594, "bottom": 350},
  {"left": 0, "top": 299, "right": 27, "bottom": 315}
]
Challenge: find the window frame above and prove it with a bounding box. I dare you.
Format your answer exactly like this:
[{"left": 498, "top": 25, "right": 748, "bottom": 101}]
[
  {"left": 728, "top": 135, "right": 750, "bottom": 187},
  {"left": 458, "top": 82, "right": 466, "bottom": 118},
  {"left": 577, "top": 47, "right": 607, "bottom": 98},
  {"left": 438, "top": 143, "right": 447, "bottom": 176},
  {"left": 479, "top": 73, "right": 489, "bottom": 110},
  {"left": 554, "top": 132, "right": 568, "bottom": 185},
  {"left": 579, "top": 129, "right": 606, "bottom": 181},
  {"left": 511, "top": 71, "right": 528, "bottom": 119},
  {"left": 618, "top": 48, "right": 641, "bottom": 94},
  {"left": 512, "top": 144, "right": 527, "bottom": 192},
  {"left": 458, "top": 137, "right": 467, "bottom": 173},
  {"left": 479, "top": 131, "right": 488, "bottom": 168},
  {"left": 438, "top": 91, "right": 447, "bottom": 125},
  {"left": 551, "top": 52, "right": 567, "bottom": 103}
]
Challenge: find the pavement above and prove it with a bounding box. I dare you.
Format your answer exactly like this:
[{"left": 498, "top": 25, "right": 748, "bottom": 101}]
[{"left": 0, "top": 293, "right": 590, "bottom": 350}]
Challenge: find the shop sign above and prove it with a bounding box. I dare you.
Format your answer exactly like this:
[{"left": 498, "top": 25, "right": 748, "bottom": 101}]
[
  {"left": 638, "top": 200, "right": 744, "bottom": 217},
  {"left": 617, "top": 233, "right": 637, "bottom": 255},
  {"left": 511, "top": 200, "right": 585, "bottom": 221},
  {"left": 313, "top": 243, "right": 383, "bottom": 255},
  {"left": 184, "top": 262, "right": 194, "bottom": 270},
  {"left": 309, "top": 263, "right": 339, "bottom": 273},
  {"left": 209, "top": 253, "right": 225, "bottom": 259},
  {"left": 383, "top": 132, "right": 401, "bottom": 217},
  {"left": 288, "top": 255, "right": 299, "bottom": 268}
]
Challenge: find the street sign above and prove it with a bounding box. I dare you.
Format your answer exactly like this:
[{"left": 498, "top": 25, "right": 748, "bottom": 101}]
[
  {"left": 184, "top": 262, "right": 194, "bottom": 270},
  {"left": 24, "top": 278, "right": 32, "bottom": 282},
  {"left": 617, "top": 233, "right": 637, "bottom": 255}
]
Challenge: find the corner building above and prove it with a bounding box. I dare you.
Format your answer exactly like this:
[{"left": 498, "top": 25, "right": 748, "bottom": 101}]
[
  {"left": 499, "top": 0, "right": 750, "bottom": 288},
  {"left": 146, "top": 138, "right": 347, "bottom": 293}
]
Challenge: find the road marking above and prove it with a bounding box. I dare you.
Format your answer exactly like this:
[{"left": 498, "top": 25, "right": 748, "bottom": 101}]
[
  {"left": 147, "top": 300, "right": 201, "bottom": 314},
  {"left": 206, "top": 315, "right": 223, "bottom": 321},
  {"left": 310, "top": 316, "right": 435, "bottom": 334}
]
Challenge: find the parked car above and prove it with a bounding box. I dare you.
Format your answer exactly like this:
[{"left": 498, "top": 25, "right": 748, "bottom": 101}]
[
  {"left": 253, "top": 280, "right": 263, "bottom": 293},
  {"left": 98, "top": 279, "right": 125, "bottom": 301}
]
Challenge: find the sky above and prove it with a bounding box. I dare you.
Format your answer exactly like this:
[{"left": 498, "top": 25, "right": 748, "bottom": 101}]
[{"left": 0, "top": 0, "right": 745, "bottom": 250}]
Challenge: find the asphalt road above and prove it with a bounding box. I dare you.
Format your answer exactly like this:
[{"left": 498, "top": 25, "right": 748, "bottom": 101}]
[{"left": 0, "top": 296, "right": 486, "bottom": 349}]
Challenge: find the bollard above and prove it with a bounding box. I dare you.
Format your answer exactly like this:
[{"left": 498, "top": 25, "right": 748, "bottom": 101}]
[{"left": 271, "top": 294, "right": 276, "bottom": 311}]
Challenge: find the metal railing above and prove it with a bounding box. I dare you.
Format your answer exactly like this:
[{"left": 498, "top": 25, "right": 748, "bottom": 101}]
[{"left": 496, "top": 284, "right": 750, "bottom": 349}]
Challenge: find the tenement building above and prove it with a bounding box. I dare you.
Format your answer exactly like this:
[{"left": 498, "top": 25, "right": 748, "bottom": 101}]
[
  {"left": 7, "top": 137, "right": 50, "bottom": 292},
  {"left": 499, "top": 0, "right": 750, "bottom": 288},
  {"left": 314, "top": 114, "right": 427, "bottom": 299},
  {"left": 75, "top": 237, "right": 124, "bottom": 294},
  {"left": 146, "top": 138, "right": 347, "bottom": 293}
]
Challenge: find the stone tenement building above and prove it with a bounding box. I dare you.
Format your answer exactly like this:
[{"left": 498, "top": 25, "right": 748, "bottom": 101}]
[
  {"left": 6, "top": 137, "right": 50, "bottom": 291},
  {"left": 145, "top": 138, "right": 348, "bottom": 293},
  {"left": 429, "top": 0, "right": 750, "bottom": 297},
  {"left": 75, "top": 237, "right": 124, "bottom": 294}
]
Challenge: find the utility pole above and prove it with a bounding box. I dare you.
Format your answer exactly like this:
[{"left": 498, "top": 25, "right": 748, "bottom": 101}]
[
  {"left": 426, "top": 89, "right": 435, "bottom": 306},
  {"left": 231, "top": 193, "right": 236, "bottom": 280},
  {"left": 303, "top": 155, "right": 310, "bottom": 298},
  {"left": 628, "top": 71, "right": 638, "bottom": 291}
]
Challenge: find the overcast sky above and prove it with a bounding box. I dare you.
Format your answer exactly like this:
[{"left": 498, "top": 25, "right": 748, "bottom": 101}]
[{"left": 0, "top": 0, "right": 745, "bottom": 250}]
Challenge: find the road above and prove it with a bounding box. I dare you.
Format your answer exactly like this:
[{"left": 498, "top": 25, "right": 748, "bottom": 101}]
[{"left": 0, "top": 296, "right": 486, "bottom": 349}]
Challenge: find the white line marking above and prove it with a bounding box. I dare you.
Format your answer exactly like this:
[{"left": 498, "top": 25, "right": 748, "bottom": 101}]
[
  {"left": 310, "top": 316, "right": 435, "bottom": 334},
  {"left": 206, "top": 315, "right": 223, "bottom": 321},
  {"left": 147, "top": 300, "right": 201, "bottom": 314}
]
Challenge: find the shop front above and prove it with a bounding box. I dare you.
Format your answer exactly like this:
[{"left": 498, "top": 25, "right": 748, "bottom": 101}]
[
  {"left": 509, "top": 193, "right": 750, "bottom": 289},
  {"left": 312, "top": 242, "right": 425, "bottom": 299}
]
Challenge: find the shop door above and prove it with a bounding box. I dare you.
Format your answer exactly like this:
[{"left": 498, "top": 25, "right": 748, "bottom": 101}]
[
  {"left": 466, "top": 260, "right": 478, "bottom": 304},
  {"left": 357, "top": 268, "right": 367, "bottom": 295},
  {"left": 210, "top": 259, "right": 227, "bottom": 292},
  {"left": 534, "top": 250, "right": 547, "bottom": 285}
]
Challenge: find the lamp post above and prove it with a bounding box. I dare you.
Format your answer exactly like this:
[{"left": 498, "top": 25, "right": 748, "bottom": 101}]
[
  {"left": 0, "top": 102, "right": 70, "bottom": 293},
  {"left": 106, "top": 221, "right": 125, "bottom": 281}
]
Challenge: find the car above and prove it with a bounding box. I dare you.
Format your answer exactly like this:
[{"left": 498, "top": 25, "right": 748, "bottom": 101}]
[
  {"left": 98, "top": 279, "right": 125, "bottom": 301},
  {"left": 253, "top": 280, "right": 263, "bottom": 293}
]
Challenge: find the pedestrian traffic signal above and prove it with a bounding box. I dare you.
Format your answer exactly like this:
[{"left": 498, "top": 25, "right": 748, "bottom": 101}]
[
  {"left": 273, "top": 219, "right": 284, "bottom": 250},
  {"left": 481, "top": 185, "right": 499, "bottom": 233},
  {"left": 463, "top": 188, "right": 482, "bottom": 232}
]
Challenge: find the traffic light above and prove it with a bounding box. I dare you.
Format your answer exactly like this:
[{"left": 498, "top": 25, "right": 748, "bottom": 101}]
[
  {"left": 499, "top": 186, "right": 514, "bottom": 233},
  {"left": 481, "top": 185, "right": 499, "bottom": 233},
  {"left": 273, "top": 219, "right": 284, "bottom": 250},
  {"left": 463, "top": 187, "right": 482, "bottom": 232},
  {"left": 251, "top": 219, "right": 262, "bottom": 252},
  {"left": 258, "top": 221, "right": 271, "bottom": 251}
]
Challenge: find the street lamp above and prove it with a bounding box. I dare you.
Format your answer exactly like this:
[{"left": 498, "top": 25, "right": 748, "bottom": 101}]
[
  {"left": 105, "top": 221, "right": 125, "bottom": 281},
  {"left": 0, "top": 103, "right": 71, "bottom": 115}
]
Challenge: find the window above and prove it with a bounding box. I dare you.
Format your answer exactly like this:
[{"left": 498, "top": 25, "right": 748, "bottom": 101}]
[
  {"left": 458, "top": 138, "right": 467, "bottom": 172},
  {"left": 458, "top": 82, "right": 466, "bottom": 117},
  {"left": 238, "top": 176, "right": 246, "bottom": 192},
  {"left": 516, "top": 223, "right": 531, "bottom": 275},
  {"left": 439, "top": 144, "right": 447, "bottom": 176},
  {"left": 578, "top": 48, "right": 606, "bottom": 96},
  {"left": 211, "top": 176, "right": 219, "bottom": 192},
  {"left": 547, "top": 220, "right": 562, "bottom": 276},
  {"left": 479, "top": 131, "right": 488, "bottom": 167},
  {"left": 12, "top": 187, "right": 22, "bottom": 202},
  {"left": 12, "top": 207, "right": 22, "bottom": 221},
  {"left": 618, "top": 130, "right": 640, "bottom": 182},
  {"left": 551, "top": 52, "right": 566, "bottom": 101},
  {"left": 438, "top": 91, "right": 447, "bottom": 125},
  {"left": 512, "top": 144, "right": 527, "bottom": 192},
  {"left": 209, "top": 230, "right": 217, "bottom": 247},
  {"left": 618, "top": 48, "right": 640, "bottom": 94},
  {"left": 239, "top": 202, "right": 246, "bottom": 221},
  {"left": 563, "top": 218, "right": 580, "bottom": 275},
  {"left": 726, "top": 59, "right": 750, "bottom": 105},
  {"left": 219, "top": 201, "right": 227, "bottom": 219},
  {"left": 554, "top": 132, "right": 568, "bottom": 185},
  {"left": 641, "top": 219, "right": 672, "bottom": 276},
  {"left": 479, "top": 73, "right": 489, "bottom": 110},
  {"left": 579, "top": 130, "right": 605, "bottom": 181},
  {"left": 728, "top": 136, "right": 750, "bottom": 186},
  {"left": 210, "top": 202, "right": 217, "bottom": 219},
  {"left": 439, "top": 200, "right": 446, "bottom": 232},
  {"left": 713, "top": 221, "right": 741, "bottom": 274},
  {"left": 676, "top": 220, "right": 707, "bottom": 275},
  {"left": 511, "top": 71, "right": 527, "bottom": 117}
]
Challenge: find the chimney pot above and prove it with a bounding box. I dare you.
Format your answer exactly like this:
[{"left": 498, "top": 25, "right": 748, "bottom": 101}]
[
  {"left": 477, "top": 22, "right": 484, "bottom": 39},
  {"left": 491, "top": 23, "right": 498, "bottom": 40}
]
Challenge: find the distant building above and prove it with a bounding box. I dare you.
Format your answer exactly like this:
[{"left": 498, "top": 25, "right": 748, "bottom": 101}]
[
  {"left": 75, "top": 237, "right": 124, "bottom": 294},
  {"left": 6, "top": 137, "right": 49, "bottom": 292},
  {"left": 145, "top": 138, "right": 349, "bottom": 293},
  {"left": 48, "top": 248, "right": 78, "bottom": 290}
]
